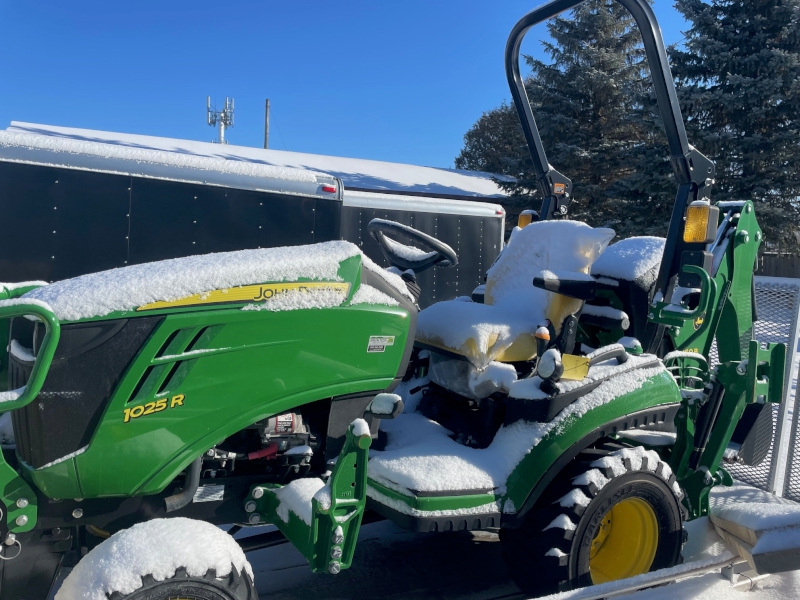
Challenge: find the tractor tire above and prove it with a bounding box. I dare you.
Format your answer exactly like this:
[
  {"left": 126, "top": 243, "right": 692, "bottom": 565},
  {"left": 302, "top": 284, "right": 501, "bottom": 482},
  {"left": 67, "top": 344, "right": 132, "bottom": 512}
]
[
  {"left": 500, "top": 442, "right": 686, "bottom": 596},
  {"left": 107, "top": 566, "right": 256, "bottom": 600},
  {"left": 56, "top": 519, "right": 255, "bottom": 600}
]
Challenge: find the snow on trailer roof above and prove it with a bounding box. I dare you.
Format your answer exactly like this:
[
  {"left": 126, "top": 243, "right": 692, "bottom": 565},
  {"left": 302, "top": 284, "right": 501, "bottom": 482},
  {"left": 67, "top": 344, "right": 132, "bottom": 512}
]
[
  {"left": 344, "top": 190, "right": 504, "bottom": 218},
  {"left": 0, "top": 125, "right": 333, "bottom": 199},
  {"left": 3, "top": 122, "right": 513, "bottom": 201}
]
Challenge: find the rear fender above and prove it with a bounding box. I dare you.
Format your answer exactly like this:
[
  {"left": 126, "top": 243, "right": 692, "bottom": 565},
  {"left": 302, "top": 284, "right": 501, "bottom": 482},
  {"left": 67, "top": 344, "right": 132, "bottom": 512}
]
[{"left": 502, "top": 369, "right": 680, "bottom": 527}]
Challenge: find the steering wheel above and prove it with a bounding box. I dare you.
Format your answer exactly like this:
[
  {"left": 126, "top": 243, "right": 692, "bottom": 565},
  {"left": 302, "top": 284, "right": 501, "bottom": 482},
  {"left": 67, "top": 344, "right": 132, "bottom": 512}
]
[{"left": 367, "top": 219, "right": 458, "bottom": 273}]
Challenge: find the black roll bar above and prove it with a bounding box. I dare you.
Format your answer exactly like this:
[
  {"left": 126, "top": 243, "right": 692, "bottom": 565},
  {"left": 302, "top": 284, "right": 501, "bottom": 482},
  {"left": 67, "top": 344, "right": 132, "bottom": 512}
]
[{"left": 505, "top": 0, "right": 716, "bottom": 352}]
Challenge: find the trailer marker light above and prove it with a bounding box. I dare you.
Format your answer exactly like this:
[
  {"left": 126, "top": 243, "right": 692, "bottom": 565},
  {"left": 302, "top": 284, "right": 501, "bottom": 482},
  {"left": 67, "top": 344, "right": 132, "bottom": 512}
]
[{"left": 322, "top": 184, "right": 337, "bottom": 193}]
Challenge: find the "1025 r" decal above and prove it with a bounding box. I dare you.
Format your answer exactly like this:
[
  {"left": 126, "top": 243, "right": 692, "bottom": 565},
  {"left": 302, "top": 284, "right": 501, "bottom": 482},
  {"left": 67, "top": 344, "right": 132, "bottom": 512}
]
[{"left": 123, "top": 394, "right": 185, "bottom": 423}]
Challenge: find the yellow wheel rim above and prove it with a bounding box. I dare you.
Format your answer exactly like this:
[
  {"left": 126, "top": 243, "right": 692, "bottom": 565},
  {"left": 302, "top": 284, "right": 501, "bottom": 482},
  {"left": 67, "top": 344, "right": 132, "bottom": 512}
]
[{"left": 588, "top": 497, "right": 659, "bottom": 584}]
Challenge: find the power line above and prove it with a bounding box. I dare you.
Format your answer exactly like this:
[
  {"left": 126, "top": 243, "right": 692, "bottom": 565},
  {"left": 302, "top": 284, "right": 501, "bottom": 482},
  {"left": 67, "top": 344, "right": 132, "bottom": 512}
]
[{"left": 268, "top": 106, "right": 289, "bottom": 151}]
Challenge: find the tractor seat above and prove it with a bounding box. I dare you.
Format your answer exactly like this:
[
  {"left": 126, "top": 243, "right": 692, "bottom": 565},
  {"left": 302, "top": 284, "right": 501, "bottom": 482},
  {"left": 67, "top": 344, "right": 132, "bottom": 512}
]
[
  {"left": 415, "top": 221, "right": 615, "bottom": 369},
  {"left": 587, "top": 236, "right": 665, "bottom": 341}
]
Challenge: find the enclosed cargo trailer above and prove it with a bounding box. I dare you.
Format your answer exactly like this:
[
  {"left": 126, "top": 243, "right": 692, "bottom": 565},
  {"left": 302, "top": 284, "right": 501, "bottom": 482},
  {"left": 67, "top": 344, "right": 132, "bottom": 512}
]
[{"left": 0, "top": 123, "right": 507, "bottom": 306}]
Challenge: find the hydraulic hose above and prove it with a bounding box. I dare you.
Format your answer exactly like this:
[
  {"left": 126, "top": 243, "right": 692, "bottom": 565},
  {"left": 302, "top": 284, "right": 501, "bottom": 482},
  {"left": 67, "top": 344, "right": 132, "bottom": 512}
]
[{"left": 164, "top": 457, "right": 202, "bottom": 513}]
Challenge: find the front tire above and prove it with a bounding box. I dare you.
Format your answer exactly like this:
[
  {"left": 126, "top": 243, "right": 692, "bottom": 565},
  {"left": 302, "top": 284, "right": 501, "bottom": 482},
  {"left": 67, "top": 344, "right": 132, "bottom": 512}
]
[
  {"left": 500, "top": 443, "right": 685, "bottom": 595},
  {"left": 55, "top": 518, "right": 255, "bottom": 600},
  {"left": 108, "top": 566, "right": 255, "bottom": 600}
]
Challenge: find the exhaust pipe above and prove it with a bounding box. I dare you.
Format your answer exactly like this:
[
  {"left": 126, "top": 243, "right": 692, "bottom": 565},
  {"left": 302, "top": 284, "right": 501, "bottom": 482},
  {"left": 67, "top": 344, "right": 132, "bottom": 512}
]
[{"left": 164, "top": 457, "right": 202, "bottom": 513}]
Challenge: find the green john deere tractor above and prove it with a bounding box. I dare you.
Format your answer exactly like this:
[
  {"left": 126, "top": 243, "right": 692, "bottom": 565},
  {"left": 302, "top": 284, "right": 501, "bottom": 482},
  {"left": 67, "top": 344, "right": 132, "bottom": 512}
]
[{"left": 0, "top": 0, "right": 787, "bottom": 598}]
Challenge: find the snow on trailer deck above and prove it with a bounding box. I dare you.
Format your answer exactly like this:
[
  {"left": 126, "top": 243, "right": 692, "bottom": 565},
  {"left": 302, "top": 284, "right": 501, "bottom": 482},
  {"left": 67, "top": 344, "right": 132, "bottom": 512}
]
[
  {"left": 46, "top": 483, "right": 799, "bottom": 600},
  {"left": 246, "top": 483, "right": 800, "bottom": 600}
]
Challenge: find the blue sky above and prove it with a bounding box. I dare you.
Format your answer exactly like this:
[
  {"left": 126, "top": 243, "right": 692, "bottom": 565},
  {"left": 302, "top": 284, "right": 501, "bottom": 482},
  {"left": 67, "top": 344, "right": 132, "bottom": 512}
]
[{"left": 0, "top": 1, "right": 687, "bottom": 169}]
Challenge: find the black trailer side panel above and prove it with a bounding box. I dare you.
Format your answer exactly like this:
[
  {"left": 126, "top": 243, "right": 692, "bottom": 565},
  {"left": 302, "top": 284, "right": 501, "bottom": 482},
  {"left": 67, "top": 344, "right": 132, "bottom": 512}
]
[
  {"left": 0, "top": 161, "right": 498, "bottom": 309},
  {"left": 341, "top": 206, "right": 503, "bottom": 308},
  {"left": 0, "top": 162, "right": 342, "bottom": 283},
  {"left": 127, "top": 179, "right": 322, "bottom": 265},
  {"left": 0, "top": 162, "right": 129, "bottom": 282}
]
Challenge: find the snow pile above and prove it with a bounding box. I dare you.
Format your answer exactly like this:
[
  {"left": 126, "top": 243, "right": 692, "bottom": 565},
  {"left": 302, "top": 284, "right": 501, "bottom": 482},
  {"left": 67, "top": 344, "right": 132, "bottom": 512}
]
[
  {"left": 417, "top": 302, "right": 528, "bottom": 369},
  {"left": 24, "top": 242, "right": 360, "bottom": 321},
  {"left": 369, "top": 361, "right": 664, "bottom": 494},
  {"left": 712, "top": 502, "right": 800, "bottom": 532},
  {"left": 540, "top": 269, "right": 596, "bottom": 283},
  {"left": 537, "top": 349, "right": 561, "bottom": 379},
  {"left": 349, "top": 284, "right": 400, "bottom": 307},
  {"left": 352, "top": 418, "right": 371, "bottom": 437},
  {"left": 382, "top": 236, "right": 437, "bottom": 261},
  {"left": 0, "top": 387, "right": 25, "bottom": 403},
  {"left": 712, "top": 502, "right": 800, "bottom": 554},
  {"left": 557, "top": 488, "right": 591, "bottom": 508},
  {"left": 269, "top": 478, "right": 327, "bottom": 526},
  {"left": 313, "top": 485, "right": 332, "bottom": 511},
  {"left": 242, "top": 286, "right": 348, "bottom": 312},
  {"left": 22, "top": 242, "right": 412, "bottom": 322},
  {"left": 582, "top": 304, "right": 630, "bottom": 329},
  {"left": 391, "top": 374, "right": 429, "bottom": 413},
  {"left": 428, "top": 355, "right": 518, "bottom": 400},
  {"left": 1, "top": 280, "right": 48, "bottom": 292},
  {"left": 284, "top": 445, "right": 313, "bottom": 456},
  {"left": 9, "top": 340, "right": 36, "bottom": 362},
  {"left": 55, "top": 518, "right": 252, "bottom": 600},
  {"left": 484, "top": 220, "right": 613, "bottom": 313},
  {"left": 591, "top": 236, "right": 665, "bottom": 284},
  {"left": 370, "top": 393, "right": 402, "bottom": 415},
  {"left": 468, "top": 361, "right": 518, "bottom": 397},
  {"left": 0, "top": 413, "right": 15, "bottom": 444},
  {"left": 359, "top": 257, "right": 414, "bottom": 302},
  {"left": 416, "top": 220, "right": 614, "bottom": 368},
  {"left": 7, "top": 122, "right": 511, "bottom": 198},
  {"left": 39, "top": 446, "right": 89, "bottom": 470},
  {"left": 365, "top": 485, "right": 499, "bottom": 518},
  {"left": 0, "top": 296, "right": 54, "bottom": 314},
  {"left": 0, "top": 130, "right": 321, "bottom": 183},
  {"left": 618, "top": 430, "right": 677, "bottom": 446},
  {"left": 544, "top": 514, "right": 577, "bottom": 531},
  {"left": 578, "top": 446, "right": 683, "bottom": 498}
]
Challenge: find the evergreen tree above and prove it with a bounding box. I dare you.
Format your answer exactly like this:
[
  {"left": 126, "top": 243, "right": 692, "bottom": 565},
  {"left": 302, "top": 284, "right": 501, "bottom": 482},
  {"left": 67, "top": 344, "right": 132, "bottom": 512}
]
[
  {"left": 671, "top": 0, "right": 800, "bottom": 252},
  {"left": 456, "top": 0, "right": 672, "bottom": 236}
]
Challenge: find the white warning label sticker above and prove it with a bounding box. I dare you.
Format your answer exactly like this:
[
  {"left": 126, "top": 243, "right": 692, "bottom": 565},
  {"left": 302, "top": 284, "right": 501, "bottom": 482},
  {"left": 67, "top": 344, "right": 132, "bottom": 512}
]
[
  {"left": 367, "top": 335, "right": 395, "bottom": 353},
  {"left": 193, "top": 484, "right": 225, "bottom": 503}
]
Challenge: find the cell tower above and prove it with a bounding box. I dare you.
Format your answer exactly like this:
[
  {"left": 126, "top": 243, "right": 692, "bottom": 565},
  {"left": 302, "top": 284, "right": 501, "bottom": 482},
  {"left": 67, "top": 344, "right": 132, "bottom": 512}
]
[{"left": 207, "top": 96, "right": 234, "bottom": 144}]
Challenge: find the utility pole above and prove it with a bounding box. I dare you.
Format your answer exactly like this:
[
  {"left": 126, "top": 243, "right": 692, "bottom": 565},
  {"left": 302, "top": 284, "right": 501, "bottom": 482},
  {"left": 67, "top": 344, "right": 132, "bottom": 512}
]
[
  {"left": 264, "top": 99, "right": 270, "bottom": 149},
  {"left": 207, "top": 97, "right": 234, "bottom": 144}
]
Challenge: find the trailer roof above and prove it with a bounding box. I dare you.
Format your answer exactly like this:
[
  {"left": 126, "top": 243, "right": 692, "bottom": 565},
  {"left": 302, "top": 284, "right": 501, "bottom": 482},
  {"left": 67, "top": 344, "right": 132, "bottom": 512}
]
[{"left": 3, "top": 122, "right": 512, "bottom": 201}]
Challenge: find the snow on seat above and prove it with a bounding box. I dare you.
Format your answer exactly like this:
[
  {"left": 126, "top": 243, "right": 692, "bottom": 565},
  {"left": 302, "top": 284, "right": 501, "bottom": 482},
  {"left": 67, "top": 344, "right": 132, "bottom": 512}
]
[
  {"left": 591, "top": 236, "right": 665, "bottom": 286},
  {"left": 22, "top": 241, "right": 412, "bottom": 322},
  {"left": 367, "top": 351, "right": 665, "bottom": 501},
  {"left": 416, "top": 220, "right": 614, "bottom": 369}
]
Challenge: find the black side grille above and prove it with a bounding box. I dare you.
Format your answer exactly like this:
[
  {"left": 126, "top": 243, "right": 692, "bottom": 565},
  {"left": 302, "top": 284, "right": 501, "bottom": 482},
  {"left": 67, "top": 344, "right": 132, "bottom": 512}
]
[
  {"left": 9, "top": 355, "right": 34, "bottom": 468},
  {"left": 10, "top": 316, "right": 162, "bottom": 469}
]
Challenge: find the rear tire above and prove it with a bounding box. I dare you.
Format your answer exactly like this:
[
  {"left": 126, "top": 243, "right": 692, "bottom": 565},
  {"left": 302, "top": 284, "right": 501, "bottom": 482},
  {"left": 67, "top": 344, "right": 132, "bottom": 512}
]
[{"left": 500, "top": 443, "right": 685, "bottom": 595}]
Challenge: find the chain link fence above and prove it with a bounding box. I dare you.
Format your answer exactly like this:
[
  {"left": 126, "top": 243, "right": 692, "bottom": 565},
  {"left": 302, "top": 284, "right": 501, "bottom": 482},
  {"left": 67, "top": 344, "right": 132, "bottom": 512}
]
[{"left": 715, "top": 277, "right": 800, "bottom": 498}]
